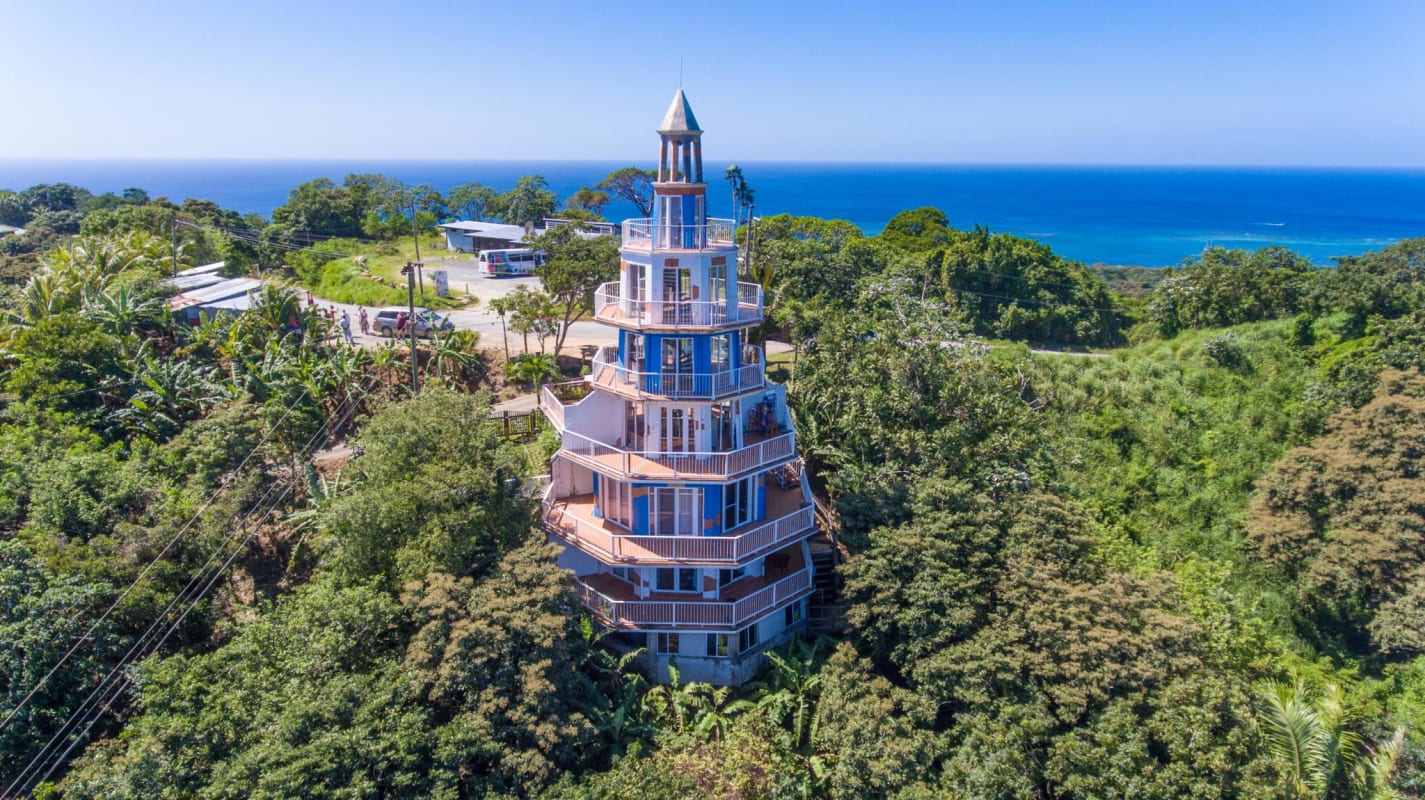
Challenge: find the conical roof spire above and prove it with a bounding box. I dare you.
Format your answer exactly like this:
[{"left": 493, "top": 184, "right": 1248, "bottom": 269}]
[{"left": 658, "top": 89, "right": 702, "bottom": 135}]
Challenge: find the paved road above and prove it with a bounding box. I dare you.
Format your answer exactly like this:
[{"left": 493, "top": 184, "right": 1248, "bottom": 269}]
[{"left": 294, "top": 274, "right": 613, "bottom": 353}]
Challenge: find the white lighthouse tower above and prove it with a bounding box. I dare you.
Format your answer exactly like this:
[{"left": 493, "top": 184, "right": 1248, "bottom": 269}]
[{"left": 538, "top": 91, "right": 816, "bottom": 685}]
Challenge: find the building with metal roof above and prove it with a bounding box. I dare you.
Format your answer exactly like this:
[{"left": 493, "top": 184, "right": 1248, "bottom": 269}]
[{"left": 437, "top": 221, "right": 529, "bottom": 253}]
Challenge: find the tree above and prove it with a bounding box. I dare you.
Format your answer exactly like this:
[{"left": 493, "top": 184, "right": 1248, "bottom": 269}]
[
  {"left": 497, "top": 175, "right": 558, "bottom": 229},
  {"left": 919, "top": 223, "right": 1124, "bottom": 346},
  {"left": 507, "top": 353, "right": 560, "bottom": 388},
  {"left": 878, "top": 206, "right": 954, "bottom": 251},
  {"left": 506, "top": 283, "right": 558, "bottom": 355},
  {"left": 271, "top": 178, "right": 364, "bottom": 238},
  {"left": 724, "top": 165, "right": 755, "bottom": 230},
  {"left": 595, "top": 167, "right": 656, "bottom": 217},
  {"left": 0, "top": 540, "right": 125, "bottom": 788},
  {"left": 447, "top": 181, "right": 500, "bottom": 221},
  {"left": 60, "top": 578, "right": 447, "bottom": 800},
  {"left": 1313, "top": 238, "right": 1425, "bottom": 336},
  {"left": 488, "top": 294, "right": 513, "bottom": 360},
  {"left": 322, "top": 389, "right": 531, "bottom": 588},
  {"left": 789, "top": 281, "right": 1044, "bottom": 532},
  {"left": 402, "top": 543, "right": 595, "bottom": 795},
  {"left": 1246, "top": 368, "right": 1425, "bottom": 655},
  {"left": 1148, "top": 245, "right": 1316, "bottom": 336},
  {"left": 565, "top": 188, "right": 611, "bottom": 216},
  {"left": 529, "top": 225, "right": 619, "bottom": 357}
]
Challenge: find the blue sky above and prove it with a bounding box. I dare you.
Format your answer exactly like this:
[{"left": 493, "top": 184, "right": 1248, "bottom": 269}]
[{"left": 3, "top": 0, "right": 1423, "bottom": 165}]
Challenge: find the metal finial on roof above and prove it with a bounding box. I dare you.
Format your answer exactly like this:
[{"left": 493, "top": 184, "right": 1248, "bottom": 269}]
[{"left": 658, "top": 89, "right": 701, "bottom": 134}]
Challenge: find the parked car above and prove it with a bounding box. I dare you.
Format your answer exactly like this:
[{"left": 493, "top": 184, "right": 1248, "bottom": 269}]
[{"left": 372, "top": 306, "right": 454, "bottom": 339}]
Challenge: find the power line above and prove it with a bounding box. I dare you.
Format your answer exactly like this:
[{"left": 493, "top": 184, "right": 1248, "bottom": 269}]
[
  {"left": 2, "top": 389, "right": 363, "bottom": 799},
  {"left": 0, "top": 388, "right": 310, "bottom": 737}
]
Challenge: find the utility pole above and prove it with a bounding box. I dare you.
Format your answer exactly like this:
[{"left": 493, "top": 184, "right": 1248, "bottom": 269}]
[
  {"left": 402, "top": 262, "right": 420, "bottom": 393},
  {"left": 171, "top": 215, "right": 179, "bottom": 277},
  {"left": 411, "top": 201, "right": 425, "bottom": 295}
]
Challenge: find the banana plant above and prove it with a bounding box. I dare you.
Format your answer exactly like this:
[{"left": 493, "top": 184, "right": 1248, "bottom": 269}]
[
  {"left": 285, "top": 463, "right": 346, "bottom": 574},
  {"left": 120, "top": 345, "right": 232, "bottom": 439},
  {"left": 425, "top": 329, "right": 483, "bottom": 387}
]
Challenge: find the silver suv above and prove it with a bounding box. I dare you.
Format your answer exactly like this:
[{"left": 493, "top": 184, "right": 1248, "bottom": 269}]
[{"left": 372, "top": 306, "right": 454, "bottom": 339}]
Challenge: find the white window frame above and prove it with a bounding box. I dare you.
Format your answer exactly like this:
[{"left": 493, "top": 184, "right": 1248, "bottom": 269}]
[{"left": 723, "top": 475, "right": 756, "bottom": 531}]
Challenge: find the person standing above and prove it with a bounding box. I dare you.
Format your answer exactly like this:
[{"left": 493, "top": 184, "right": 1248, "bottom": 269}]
[
  {"left": 339, "top": 310, "right": 354, "bottom": 344},
  {"left": 358, "top": 307, "right": 370, "bottom": 335}
]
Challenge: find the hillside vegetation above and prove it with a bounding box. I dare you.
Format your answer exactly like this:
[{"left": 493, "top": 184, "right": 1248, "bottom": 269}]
[{"left": 2, "top": 183, "right": 1424, "bottom": 798}]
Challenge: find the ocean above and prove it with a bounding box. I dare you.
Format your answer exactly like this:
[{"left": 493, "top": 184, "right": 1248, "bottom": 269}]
[{"left": 2, "top": 159, "right": 1422, "bottom": 267}]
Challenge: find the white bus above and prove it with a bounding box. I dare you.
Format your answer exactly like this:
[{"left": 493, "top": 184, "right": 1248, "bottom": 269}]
[{"left": 478, "top": 248, "right": 544, "bottom": 277}]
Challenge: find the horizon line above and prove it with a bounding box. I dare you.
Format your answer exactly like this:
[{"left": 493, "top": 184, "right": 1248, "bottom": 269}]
[{"left": 2, "top": 156, "right": 1424, "bottom": 172}]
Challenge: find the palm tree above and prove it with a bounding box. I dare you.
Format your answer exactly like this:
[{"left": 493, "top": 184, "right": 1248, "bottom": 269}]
[
  {"left": 488, "top": 295, "right": 512, "bottom": 360},
  {"left": 574, "top": 618, "right": 656, "bottom": 760},
  {"left": 83, "top": 284, "right": 165, "bottom": 337},
  {"left": 507, "top": 353, "right": 559, "bottom": 389},
  {"left": 1257, "top": 681, "right": 1405, "bottom": 800}
]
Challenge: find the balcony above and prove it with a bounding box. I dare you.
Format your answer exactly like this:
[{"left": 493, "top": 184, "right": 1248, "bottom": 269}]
[
  {"left": 573, "top": 545, "right": 813, "bottom": 629},
  {"left": 593, "top": 281, "right": 763, "bottom": 330},
  {"left": 559, "top": 428, "right": 795, "bottom": 481},
  {"left": 622, "top": 217, "right": 736, "bottom": 250},
  {"left": 589, "top": 345, "right": 765, "bottom": 401},
  {"left": 538, "top": 380, "right": 592, "bottom": 432},
  {"left": 542, "top": 472, "right": 814, "bottom": 565}
]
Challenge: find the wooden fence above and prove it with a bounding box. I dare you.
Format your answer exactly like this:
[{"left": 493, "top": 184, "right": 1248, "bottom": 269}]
[{"left": 496, "top": 409, "right": 546, "bottom": 441}]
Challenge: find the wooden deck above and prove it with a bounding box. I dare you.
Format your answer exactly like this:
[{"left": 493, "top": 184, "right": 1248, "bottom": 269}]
[
  {"left": 544, "top": 475, "right": 813, "bottom": 565},
  {"left": 561, "top": 429, "right": 795, "bottom": 481},
  {"left": 572, "top": 543, "right": 813, "bottom": 630}
]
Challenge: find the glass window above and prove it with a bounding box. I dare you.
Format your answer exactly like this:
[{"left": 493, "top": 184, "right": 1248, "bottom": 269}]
[
  {"left": 662, "top": 338, "right": 693, "bottom": 374},
  {"left": 657, "top": 567, "right": 699, "bottom": 593},
  {"left": 603, "top": 478, "right": 633, "bottom": 529},
  {"left": 723, "top": 476, "right": 756, "bottom": 530},
  {"left": 712, "top": 335, "right": 731, "bottom": 370},
  {"left": 656, "top": 633, "right": 679, "bottom": 655},
  {"left": 628, "top": 334, "right": 645, "bottom": 370},
  {"left": 785, "top": 601, "right": 803, "bottom": 627},
  {"left": 706, "top": 634, "right": 729, "bottom": 658},
  {"left": 719, "top": 566, "right": 747, "bottom": 587},
  {"left": 738, "top": 624, "right": 758, "bottom": 653}
]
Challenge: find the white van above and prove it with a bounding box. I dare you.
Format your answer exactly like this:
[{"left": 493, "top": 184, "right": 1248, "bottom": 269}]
[{"left": 478, "top": 248, "right": 544, "bottom": 277}]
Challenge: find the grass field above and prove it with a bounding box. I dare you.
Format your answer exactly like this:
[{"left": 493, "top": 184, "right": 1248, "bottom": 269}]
[{"left": 296, "top": 236, "right": 475, "bottom": 310}]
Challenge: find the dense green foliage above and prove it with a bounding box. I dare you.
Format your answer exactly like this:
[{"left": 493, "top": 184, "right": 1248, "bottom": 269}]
[
  {"left": 748, "top": 208, "right": 1126, "bottom": 348},
  {"left": 5, "top": 181, "right": 1425, "bottom": 798}
]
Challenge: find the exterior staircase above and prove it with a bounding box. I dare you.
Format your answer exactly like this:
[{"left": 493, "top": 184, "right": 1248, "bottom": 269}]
[{"left": 807, "top": 534, "right": 846, "bottom": 634}]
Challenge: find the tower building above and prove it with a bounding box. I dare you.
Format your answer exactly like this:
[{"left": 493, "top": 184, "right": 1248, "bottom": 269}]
[{"left": 538, "top": 91, "right": 816, "bottom": 685}]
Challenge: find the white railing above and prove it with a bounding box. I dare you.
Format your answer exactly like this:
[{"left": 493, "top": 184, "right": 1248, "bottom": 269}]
[
  {"left": 559, "top": 428, "right": 795, "bottom": 480},
  {"left": 590, "top": 345, "right": 764, "bottom": 399},
  {"left": 623, "top": 217, "right": 736, "bottom": 249},
  {"left": 538, "top": 384, "right": 567, "bottom": 431},
  {"left": 594, "top": 281, "right": 763, "bottom": 328},
  {"left": 545, "top": 493, "right": 815, "bottom": 564},
  {"left": 576, "top": 568, "right": 813, "bottom": 628}
]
